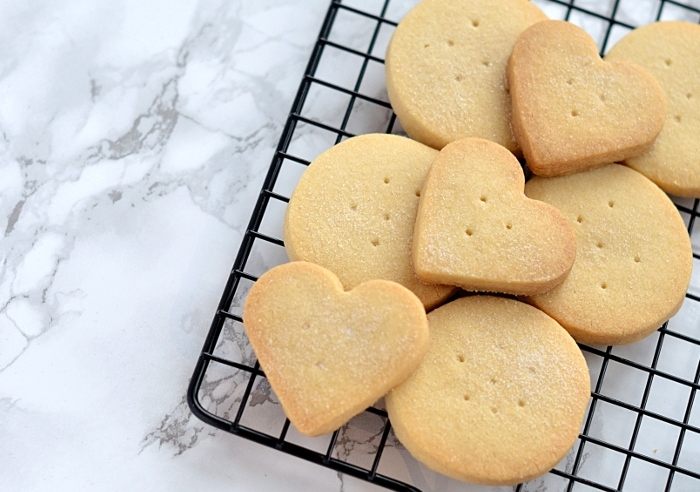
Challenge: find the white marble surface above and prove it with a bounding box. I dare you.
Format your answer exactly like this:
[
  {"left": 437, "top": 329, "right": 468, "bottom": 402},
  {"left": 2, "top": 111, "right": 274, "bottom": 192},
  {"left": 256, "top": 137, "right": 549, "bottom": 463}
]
[
  {"left": 1, "top": 1, "right": 699, "bottom": 491},
  {"left": 0, "top": 0, "right": 354, "bottom": 490}
]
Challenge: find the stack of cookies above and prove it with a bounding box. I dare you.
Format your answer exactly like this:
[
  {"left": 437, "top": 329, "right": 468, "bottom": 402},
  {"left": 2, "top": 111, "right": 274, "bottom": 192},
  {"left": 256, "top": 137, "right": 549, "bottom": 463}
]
[{"left": 243, "top": 0, "right": 696, "bottom": 486}]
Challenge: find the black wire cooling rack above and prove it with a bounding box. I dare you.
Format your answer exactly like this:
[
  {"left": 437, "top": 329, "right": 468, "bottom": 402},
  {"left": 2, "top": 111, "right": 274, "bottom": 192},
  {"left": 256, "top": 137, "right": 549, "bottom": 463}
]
[{"left": 187, "top": 1, "right": 700, "bottom": 490}]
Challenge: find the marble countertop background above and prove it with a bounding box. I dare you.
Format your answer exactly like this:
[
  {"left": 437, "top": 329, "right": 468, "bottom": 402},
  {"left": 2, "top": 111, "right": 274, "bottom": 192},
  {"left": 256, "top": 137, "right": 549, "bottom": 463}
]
[
  {"left": 0, "top": 0, "right": 360, "bottom": 490},
  {"left": 1, "top": 1, "right": 699, "bottom": 491}
]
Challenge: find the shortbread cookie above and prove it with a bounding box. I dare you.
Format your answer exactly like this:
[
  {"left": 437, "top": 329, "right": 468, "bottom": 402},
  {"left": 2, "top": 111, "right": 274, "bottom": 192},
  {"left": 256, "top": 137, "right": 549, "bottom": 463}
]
[
  {"left": 243, "top": 261, "right": 429, "bottom": 437},
  {"left": 507, "top": 20, "right": 666, "bottom": 176},
  {"left": 525, "top": 164, "right": 692, "bottom": 345},
  {"left": 412, "top": 138, "right": 576, "bottom": 295},
  {"left": 386, "top": 0, "right": 547, "bottom": 152},
  {"left": 284, "top": 134, "right": 456, "bottom": 310},
  {"left": 605, "top": 21, "right": 700, "bottom": 197},
  {"left": 386, "top": 296, "right": 590, "bottom": 486}
]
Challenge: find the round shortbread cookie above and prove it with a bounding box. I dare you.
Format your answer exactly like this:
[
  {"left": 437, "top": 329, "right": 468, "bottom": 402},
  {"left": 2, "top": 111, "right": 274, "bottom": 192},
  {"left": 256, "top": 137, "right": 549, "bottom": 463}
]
[
  {"left": 525, "top": 164, "right": 693, "bottom": 345},
  {"left": 284, "top": 134, "right": 456, "bottom": 310},
  {"left": 385, "top": 0, "right": 547, "bottom": 152},
  {"left": 385, "top": 295, "right": 590, "bottom": 486},
  {"left": 605, "top": 21, "right": 700, "bottom": 198},
  {"left": 243, "top": 261, "right": 430, "bottom": 437}
]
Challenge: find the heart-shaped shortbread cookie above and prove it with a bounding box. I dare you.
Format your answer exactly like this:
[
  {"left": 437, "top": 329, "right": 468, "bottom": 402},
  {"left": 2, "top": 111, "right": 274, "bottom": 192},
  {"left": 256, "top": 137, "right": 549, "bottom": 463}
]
[
  {"left": 412, "top": 138, "right": 576, "bottom": 295},
  {"left": 242, "top": 261, "right": 430, "bottom": 437},
  {"left": 507, "top": 20, "right": 666, "bottom": 177}
]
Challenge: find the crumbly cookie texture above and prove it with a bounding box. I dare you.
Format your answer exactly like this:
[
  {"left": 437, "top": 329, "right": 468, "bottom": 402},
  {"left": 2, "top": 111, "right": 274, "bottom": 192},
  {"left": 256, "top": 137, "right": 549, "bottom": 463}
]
[
  {"left": 605, "top": 21, "right": 700, "bottom": 198},
  {"left": 385, "top": 0, "right": 547, "bottom": 153},
  {"left": 507, "top": 20, "right": 666, "bottom": 177},
  {"left": 525, "top": 164, "right": 692, "bottom": 345},
  {"left": 412, "top": 138, "right": 576, "bottom": 295},
  {"left": 386, "top": 295, "right": 590, "bottom": 486},
  {"left": 284, "top": 133, "right": 456, "bottom": 310},
  {"left": 243, "top": 261, "right": 430, "bottom": 437}
]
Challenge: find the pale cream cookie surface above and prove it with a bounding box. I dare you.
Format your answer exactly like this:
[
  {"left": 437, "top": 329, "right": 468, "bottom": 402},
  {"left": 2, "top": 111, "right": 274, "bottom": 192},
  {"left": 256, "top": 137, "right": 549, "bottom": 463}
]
[
  {"left": 386, "top": 295, "right": 590, "bottom": 486},
  {"left": 525, "top": 164, "right": 692, "bottom": 345},
  {"left": 508, "top": 20, "right": 666, "bottom": 176},
  {"left": 243, "top": 261, "right": 430, "bottom": 437},
  {"left": 386, "top": 0, "right": 547, "bottom": 152},
  {"left": 412, "top": 138, "right": 576, "bottom": 295}
]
